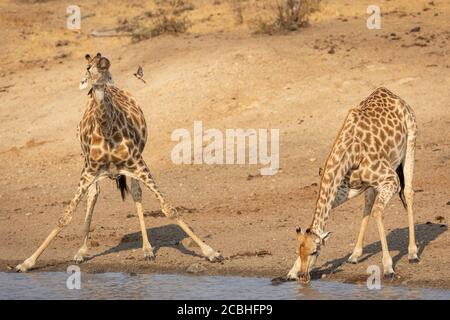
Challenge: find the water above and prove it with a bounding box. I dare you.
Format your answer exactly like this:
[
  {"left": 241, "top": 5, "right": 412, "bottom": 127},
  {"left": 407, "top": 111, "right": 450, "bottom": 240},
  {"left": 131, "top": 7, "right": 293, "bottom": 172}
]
[{"left": 1, "top": 272, "right": 449, "bottom": 300}]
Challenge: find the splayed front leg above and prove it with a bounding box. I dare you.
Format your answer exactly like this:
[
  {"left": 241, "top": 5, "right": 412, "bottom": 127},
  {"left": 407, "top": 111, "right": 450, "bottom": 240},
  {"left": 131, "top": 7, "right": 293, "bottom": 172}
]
[{"left": 16, "top": 171, "right": 96, "bottom": 272}]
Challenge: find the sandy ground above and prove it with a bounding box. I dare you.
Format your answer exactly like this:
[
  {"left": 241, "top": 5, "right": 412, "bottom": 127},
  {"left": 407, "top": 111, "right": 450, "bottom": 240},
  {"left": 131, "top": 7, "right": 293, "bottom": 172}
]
[{"left": 0, "top": 0, "right": 449, "bottom": 289}]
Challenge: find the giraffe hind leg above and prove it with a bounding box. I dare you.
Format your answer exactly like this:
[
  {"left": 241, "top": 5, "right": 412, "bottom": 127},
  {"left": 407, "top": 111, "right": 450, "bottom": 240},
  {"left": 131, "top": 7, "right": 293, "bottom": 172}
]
[
  {"left": 130, "top": 178, "right": 155, "bottom": 261},
  {"left": 373, "top": 173, "right": 399, "bottom": 278},
  {"left": 403, "top": 134, "right": 419, "bottom": 262},
  {"left": 129, "top": 161, "right": 223, "bottom": 262}
]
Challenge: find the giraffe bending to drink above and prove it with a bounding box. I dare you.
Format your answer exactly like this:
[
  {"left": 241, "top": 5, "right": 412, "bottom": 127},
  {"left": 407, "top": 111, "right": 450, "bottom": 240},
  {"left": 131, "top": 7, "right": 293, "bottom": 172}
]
[
  {"left": 16, "top": 53, "right": 222, "bottom": 272},
  {"left": 285, "top": 87, "right": 419, "bottom": 283}
]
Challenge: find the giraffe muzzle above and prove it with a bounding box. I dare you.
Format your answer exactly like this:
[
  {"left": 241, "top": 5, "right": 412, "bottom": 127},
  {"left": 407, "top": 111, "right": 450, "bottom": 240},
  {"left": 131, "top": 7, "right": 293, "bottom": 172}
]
[{"left": 80, "top": 77, "right": 89, "bottom": 90}]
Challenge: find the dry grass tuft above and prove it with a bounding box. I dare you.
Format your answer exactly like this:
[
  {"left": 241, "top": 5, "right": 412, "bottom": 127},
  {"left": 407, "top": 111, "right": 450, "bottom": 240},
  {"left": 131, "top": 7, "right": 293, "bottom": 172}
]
[
  {"left": 254, "top": 0, "right": 321, "bottom": 35},
  {"left": 116, "top": 0, "right": 192, "bottom": 42}
]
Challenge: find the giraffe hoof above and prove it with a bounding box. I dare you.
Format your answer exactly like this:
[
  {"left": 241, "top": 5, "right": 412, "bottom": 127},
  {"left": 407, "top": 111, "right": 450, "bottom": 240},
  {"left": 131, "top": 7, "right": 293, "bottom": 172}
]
[
  {"left": 347, "top": 256, "right": 359, "bottom": 264},
  {"left": 207, "top": 251, "right": 223, "bottom": 263},
  {"left": 144, "top": 254, "right": 155, "bottom": 261},
  {"left": 383, "top": 272, "right": 396, "bottom": 280},
  {"left": 15, "top": 258, "right": 34, "bottom": 273},
  {"left": 408, "top": 253, "right": 420, "bottom": 263},
  {"left": 15, "top": 264, "right": 29, "bottom": 273},
  {"left": 408, "top": 257, "right": 420, "bottom": 264},
  {"left": 73, "top": 255, "right": 86, "bottom": 264},
  {"left": 143, "top": 248, "right": 155, "bottom": 261}
]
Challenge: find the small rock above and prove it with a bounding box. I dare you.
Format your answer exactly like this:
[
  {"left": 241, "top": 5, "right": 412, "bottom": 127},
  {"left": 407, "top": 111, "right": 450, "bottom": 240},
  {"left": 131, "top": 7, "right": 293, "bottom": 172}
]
[
  {"left": 327, "top": 47, "right": 336, "bottom": 54},
  {"left": 446, "top": 201, "right": 450, "bottom": 205},
  {"left": 321, "top": 274, "right": 327, "bottom": 279},
  {"left": 55, "top": 40, "right": 70, "bottom": 47},
  {"left": 410, "top": 26, "right": 421, "bottom": 33},
  {"left": 186, "top": 263, "right": 207, "bottom": 274},
  {"left": 25, "top": 212, "right": 32, "bottom": 216},
  {"left": 309, "top": 158, "right": 316, "bottom": 162}
]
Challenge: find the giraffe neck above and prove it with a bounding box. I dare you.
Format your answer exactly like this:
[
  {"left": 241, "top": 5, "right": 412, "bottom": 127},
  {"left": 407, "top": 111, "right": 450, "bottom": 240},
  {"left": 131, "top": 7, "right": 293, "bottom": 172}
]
[
  {"left": 310, "top": 111, "right": 357, "bottom": 236},
  {"left": 92, "top": 85, "right": 115, "bottom": 137}
]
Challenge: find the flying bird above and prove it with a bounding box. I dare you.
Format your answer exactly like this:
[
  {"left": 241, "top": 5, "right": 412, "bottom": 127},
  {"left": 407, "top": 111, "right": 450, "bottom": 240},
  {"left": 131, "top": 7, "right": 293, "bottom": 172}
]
[{"left": 134, "top": 66, "right": 146, "bottom": 83}]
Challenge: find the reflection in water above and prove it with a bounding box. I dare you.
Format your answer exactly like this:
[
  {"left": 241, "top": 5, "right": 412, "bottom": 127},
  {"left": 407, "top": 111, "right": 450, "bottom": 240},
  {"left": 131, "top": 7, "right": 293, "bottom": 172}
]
[{"left": 1, "top": 272, "right": 449, "bottom": 300}]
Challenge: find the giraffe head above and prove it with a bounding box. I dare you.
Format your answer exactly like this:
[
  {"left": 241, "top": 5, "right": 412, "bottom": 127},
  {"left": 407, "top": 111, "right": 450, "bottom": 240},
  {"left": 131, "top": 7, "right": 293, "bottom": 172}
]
[
  {"left": 79, "top": 52, "right": 113, "bottom": 90},
  {"left": 295, "top": 226, "right": 331, "bottom": 283}
]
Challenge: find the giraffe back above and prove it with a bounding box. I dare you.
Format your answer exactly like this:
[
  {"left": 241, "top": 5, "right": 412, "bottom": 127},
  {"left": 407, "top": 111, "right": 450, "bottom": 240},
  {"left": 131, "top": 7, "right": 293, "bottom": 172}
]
[{"left": 353, "top": 87, "right": 416, "bottom": 171}]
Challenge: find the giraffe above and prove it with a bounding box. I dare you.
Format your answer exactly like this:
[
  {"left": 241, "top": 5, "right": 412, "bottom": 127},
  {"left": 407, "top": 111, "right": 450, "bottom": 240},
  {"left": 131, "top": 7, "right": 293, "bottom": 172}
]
[
  {"left": 284, "top": 87, "right": 419, "bottom": 283},
  {"left": 15, "top": 52, "right": 222, "bottom": 272}
]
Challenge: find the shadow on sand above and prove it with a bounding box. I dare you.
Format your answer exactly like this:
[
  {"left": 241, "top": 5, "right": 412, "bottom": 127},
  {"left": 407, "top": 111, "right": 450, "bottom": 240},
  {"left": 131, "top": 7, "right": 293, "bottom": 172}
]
[{"left": 89, "top": 224, "right": 203, "bottom": 261}]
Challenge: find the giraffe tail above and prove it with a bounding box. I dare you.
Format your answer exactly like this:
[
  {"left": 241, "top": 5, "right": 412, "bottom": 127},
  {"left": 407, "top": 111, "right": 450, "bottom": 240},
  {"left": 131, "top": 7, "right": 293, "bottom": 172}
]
[
  {"left": 396, "top": 163, "right": 407, "bottom": 209},
  {"left": 116, "top": 175, "right": 129, "bottom": 201}
]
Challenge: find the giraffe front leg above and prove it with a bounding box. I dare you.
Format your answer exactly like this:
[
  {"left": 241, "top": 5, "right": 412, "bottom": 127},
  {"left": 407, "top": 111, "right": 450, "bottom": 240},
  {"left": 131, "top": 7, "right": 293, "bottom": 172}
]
[
  {"left": 16, "top": 171, "right": 96, "bottom": 272},
  {"left": 348, "top": 188, "right": 376, "bottom": 264},
  {"left": 132, "top": 163, "right": 223, "bottom": 262},
  {"left": 130, "top": 178, "right": 155, "bottom": 261},
  {"left": 347, "top": 214, "right": 370, "bottom": 264},
  {"left": 74, "top": 183, "right": 100, "bottom": 263}
]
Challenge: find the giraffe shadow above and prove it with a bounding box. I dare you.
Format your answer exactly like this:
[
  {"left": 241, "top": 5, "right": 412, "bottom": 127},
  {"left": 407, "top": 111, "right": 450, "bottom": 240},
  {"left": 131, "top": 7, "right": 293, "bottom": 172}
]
[
  {"left": 312, "top": 223, "right": 448, "bottom": 280},
  {"left": 89, "top": 224, "right": 203, "bottom": 260}
]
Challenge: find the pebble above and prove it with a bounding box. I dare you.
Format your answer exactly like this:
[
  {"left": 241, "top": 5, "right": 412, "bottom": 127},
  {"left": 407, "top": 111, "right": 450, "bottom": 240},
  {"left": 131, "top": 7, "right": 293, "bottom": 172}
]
[{"left": 186, "top": 263, "right": 207, "bottom": 274}]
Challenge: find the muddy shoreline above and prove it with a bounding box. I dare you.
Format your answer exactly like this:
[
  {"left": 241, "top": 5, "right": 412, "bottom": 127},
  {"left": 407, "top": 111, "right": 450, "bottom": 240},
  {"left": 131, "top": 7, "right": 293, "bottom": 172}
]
[{"left": 2, "top": 259, "right": 450, "bottom": 291}]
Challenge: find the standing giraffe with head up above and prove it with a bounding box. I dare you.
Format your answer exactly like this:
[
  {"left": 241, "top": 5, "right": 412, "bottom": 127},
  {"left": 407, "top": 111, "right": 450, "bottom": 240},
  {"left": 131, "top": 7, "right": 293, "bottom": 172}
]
[
  {"left": 16, "top": 53, "right": 222, "bottom": 272},
  {"left": 284, "top": 87, "right": 418, "bottom": 283}
]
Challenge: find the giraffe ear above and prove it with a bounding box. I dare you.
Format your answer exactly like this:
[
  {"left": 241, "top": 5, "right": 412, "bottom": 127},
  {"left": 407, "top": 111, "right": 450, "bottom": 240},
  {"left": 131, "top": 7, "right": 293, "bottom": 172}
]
[
  {"left": 85, "top": 54, "right": 91, "bottom": 61},
  {"left": 296, "top": 226, "right": 302, "bottom": 235},
  {"left": 98, "top": 57, "right": 110, "bottom": 70},
  {"left": 96, "top": 52, "right": 102, "bottom": 58}
]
